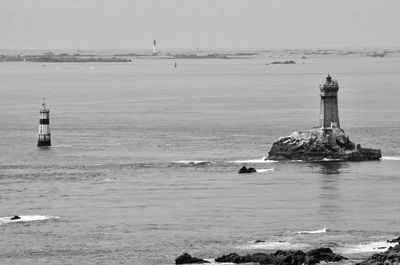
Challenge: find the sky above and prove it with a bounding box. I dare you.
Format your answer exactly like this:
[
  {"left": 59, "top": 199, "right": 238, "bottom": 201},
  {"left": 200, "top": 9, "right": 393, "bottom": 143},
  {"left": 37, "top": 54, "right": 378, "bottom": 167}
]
[{"left": 1, "top": 0, "right": 400, "bottom": 50}]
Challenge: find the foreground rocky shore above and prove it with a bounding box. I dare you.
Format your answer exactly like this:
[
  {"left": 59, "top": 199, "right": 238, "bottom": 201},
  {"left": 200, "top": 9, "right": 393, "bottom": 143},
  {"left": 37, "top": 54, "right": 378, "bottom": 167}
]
[
  {"left": 356, "top": 237, "right": 400, "bottom": 265},
  {"left": 176, "top": 236, "right": 400, "bottom": 264},
  {"left": 176, "top": 247, "right": 346, "bottom": 264},
  {"left": 267, "top": 128, "right": 381, "bottom": 162}
]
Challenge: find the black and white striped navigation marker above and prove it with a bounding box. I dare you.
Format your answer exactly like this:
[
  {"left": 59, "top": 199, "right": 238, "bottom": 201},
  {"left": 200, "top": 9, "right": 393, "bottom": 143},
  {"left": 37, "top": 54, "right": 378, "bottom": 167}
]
[{"left": 37, "top": 99, "right": 51, "bottom": 147}]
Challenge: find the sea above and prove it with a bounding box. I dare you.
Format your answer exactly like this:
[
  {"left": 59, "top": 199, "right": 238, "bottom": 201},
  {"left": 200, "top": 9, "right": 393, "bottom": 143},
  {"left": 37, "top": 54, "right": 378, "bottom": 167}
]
[{"left": 1, "top": 49, "right": 400, "bottom": 264}]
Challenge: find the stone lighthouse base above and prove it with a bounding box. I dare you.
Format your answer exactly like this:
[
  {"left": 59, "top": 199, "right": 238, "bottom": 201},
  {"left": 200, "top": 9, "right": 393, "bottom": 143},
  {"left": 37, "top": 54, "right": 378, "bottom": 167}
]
[{"left": 267, "top": 128, "right": 381, "bottom": 162}]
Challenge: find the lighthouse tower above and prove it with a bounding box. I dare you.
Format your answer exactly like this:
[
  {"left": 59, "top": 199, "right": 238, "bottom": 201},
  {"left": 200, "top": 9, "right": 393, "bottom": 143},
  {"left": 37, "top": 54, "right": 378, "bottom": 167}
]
[
  {"left": 37, "top": 100, "right": 51, "bottom": 147},
  {"left": 319, "top": 75, "right": 340, "bottom": 128},
  {"left": 152, "top": 39, "right": 157, "bottom": 55}
]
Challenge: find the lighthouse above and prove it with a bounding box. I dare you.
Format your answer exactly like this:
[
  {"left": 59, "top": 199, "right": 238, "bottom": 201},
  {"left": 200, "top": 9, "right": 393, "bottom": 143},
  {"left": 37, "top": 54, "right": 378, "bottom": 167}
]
[
  {"left": 37, "top": 100, "right": 51, "bottom": 147},
  {"left": 152, "top": 39, "right": 157, "bottom": 55},
  {"left": 319, "top": 75, "right": 340, "bottom": 128}
]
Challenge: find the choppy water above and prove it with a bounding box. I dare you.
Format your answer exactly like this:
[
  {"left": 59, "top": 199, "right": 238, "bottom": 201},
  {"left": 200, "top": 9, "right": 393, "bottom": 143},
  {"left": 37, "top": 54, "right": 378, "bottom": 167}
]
[{"left": 1, "top": 52, "right": 400, "bottom": 264}]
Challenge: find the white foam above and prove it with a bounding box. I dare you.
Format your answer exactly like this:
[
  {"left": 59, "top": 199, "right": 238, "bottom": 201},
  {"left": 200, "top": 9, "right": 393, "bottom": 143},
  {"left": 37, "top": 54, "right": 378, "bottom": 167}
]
[
  {"left": 381, "top": 156, "right": 400, "bottom": 161},
  {"left": 203, "top": 259, "right": 234, "bottom": 265},
  {"left": 104, "top": 178, "right": 115, "bottom": 182},
  {"left": 240, "top": 241, "right": 309, "bottom": 250},
  {"left": 256, "top": 168, "right": 275, "bottom": 173},
  {"left": 320, "top": 158, "right": 342, "bottom": 162},
  {"left": 338, "top": 241, "right": 397, "bottom": 254},
  {"left": 0, "top": 215, "right": 59, "bottom": 224},
  {"left": 175, "top": 160, "right": 211, "bottom": 165},
  {"left": 231, "top": 157, "right": 277, "bottom": 163},
  {"left": 296, "top": 228, "right": 328, "bottom": 234}
]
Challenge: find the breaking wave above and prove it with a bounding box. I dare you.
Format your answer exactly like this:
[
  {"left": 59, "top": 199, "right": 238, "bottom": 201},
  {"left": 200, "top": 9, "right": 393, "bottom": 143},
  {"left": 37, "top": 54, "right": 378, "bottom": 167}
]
[
  {"left": 203, "top": 259, "right": 232, "bottom": 264},
  {"left": 319, "top": 158, "right": 342, "bottom": 162},
  {"left": 231, "top": 157, "right": 277, "bottom": 163},
  {"left": 338, "top": 241, "right": 397, "bottom": 254},
  {"left": 241, "top": 240, "right": 309, "bottom": 250},
  {"left": 381, "top": 156, "right": 400, "bottom": 161},
  {"left": 174, "top": 160, "right": 212, "bottom": 166},
  {"left": 0, "top": 215, "right": 59, "bottom": 224},
  {"left": 256, "top": 168, "right": 275, "bottom": 173},
  {"left": 296, "top": 228, "right": 329, "bottom": 234}
]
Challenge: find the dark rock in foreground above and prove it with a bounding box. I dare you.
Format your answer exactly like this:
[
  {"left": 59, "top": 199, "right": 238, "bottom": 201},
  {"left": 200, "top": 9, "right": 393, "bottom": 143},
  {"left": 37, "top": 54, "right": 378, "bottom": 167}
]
[
  {"left": 238, "top": 166, "right": 257, "bottom": 174},
  {"left": 267, "top": 128, "right": 381, "bottom": 162},
  {"left": 388, "top": 236, "right": 400, "bottom": 243},
  {"left": 175, "top": 253, "right": 210, "bottom": 264},
  {"left": 10, "top": 215, "right": 21, "bottom": 220},
  {"left": 356, "top": 244, "right": 400, "bottom": 265},
  {"left": 306, "top": 248, "right": 345, "bottom": 263},
  {"left": 215, "top": 248, "right": 346, "bottom": 265}
]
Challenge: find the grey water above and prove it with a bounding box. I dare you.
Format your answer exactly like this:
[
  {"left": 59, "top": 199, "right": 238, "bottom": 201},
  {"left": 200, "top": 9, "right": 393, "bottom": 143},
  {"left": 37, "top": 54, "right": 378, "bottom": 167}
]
[{"left": 1, "top": 53, "right": 400, "bottom": 264}]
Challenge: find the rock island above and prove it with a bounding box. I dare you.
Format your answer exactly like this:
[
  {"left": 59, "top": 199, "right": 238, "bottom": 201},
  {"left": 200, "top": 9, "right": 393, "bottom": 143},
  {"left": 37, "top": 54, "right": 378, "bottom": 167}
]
[{"left": 267, "top": 75, "right": 381, "bottom": 161}]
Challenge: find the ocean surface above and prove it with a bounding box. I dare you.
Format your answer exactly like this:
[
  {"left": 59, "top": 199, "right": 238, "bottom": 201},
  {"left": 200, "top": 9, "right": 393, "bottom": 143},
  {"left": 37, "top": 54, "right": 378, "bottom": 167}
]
[{"left": 1, "top": 51, "right": 400, "bottom": 264}]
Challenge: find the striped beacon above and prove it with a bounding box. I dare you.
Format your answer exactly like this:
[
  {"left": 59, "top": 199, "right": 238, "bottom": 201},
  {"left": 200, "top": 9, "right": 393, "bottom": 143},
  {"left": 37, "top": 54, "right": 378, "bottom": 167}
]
[{"left": 37, "top": 99, "right": 51, "bottom": 147}]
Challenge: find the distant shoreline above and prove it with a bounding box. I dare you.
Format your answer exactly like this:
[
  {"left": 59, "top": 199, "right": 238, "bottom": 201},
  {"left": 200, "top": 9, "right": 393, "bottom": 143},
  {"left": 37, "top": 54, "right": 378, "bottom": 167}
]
[
  {"left": 0, "top": 52, "right": 131, "bottom": 63},
  {"left": 1, "top": 48, "right": 399, "bottom": 63}
]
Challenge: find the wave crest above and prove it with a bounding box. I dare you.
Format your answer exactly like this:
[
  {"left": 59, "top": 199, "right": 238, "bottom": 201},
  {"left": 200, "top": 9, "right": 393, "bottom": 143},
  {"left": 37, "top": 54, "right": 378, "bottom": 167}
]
[
  {"left": 381, "top": 156, "right": 400, "bottom": 161},
  {"left": 231, "top": 157, "right": 277, "bottom": 163},
  {"left": 338, "top": 241, "right": 397, "bottom": 254},
  {"left": 296, "top": 228, "right": 328, "bottom": 234},
  {"left": 256, "top": 168, "right": 275, "bottom": 173},
  {"left": 174, "top": 160, "right": 212, "bottom": 166},
  {"left": 241, "top": 241, "right": 309, "bottom": 250},
  {"left": 0, "top": 215, "right": 59, "bottom": 224}
]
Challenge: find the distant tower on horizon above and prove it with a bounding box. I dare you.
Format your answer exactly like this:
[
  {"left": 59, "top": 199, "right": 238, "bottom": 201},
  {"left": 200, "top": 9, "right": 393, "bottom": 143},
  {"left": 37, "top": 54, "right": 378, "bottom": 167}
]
[
  {"left": 152, "top": 39, "right": 157, "bottom": 55},
  {"left": 38, "top": 99, "right": 51, "bottom": 147},
  {"left": 319, "top": 75, "right": 340, "bottom": 128}
]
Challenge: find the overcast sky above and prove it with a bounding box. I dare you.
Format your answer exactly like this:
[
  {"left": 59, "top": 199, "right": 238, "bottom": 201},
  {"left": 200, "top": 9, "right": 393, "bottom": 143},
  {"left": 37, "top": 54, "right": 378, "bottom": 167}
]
[{"left": 1, "top": 0, "right": 400, "bottom": 50}]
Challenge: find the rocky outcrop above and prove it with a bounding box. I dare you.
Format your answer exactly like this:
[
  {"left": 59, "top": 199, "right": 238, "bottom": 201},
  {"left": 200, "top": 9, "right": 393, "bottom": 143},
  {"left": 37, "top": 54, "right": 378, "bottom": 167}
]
[
  {"left": 306, "top": 248, "right": 345, "bottom": 263},
  {"left": 267, "top": 127, "right": 381, "bottom": 162},
  {"left": 268, "top": 60, "right": 296, "bottom": 65},
  {"left": 214, "top": 248, "right": 346, "bottom": 265},
  {"left": 356, "top": 243, "right": 400, "bottom": 265},
  {"left": 175, "top": 253, "right": 210, "bottom": 264},
  {"left": 238, "top": 166, "right": 257, "bottom": 174},
  {"left": 215, "top": 252, "right": 273, "bottom": 264},
  {"left": 388, "top": 237, "right": 400, "bottom": 243}
]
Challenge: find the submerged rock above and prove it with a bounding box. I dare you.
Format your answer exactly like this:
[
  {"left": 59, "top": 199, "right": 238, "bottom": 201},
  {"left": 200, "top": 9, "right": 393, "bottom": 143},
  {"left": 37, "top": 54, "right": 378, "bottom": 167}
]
[
  {"left": 356, "top": 244, "right": 400, "bottom": 265},
  {"left": 10, "top": 215, "right": 21, "bottom": 220},
  {"left": 267, "top": 128, "right": 381, "bottom": 162},
  {"left": 175, "top": 253, "right": 210, "bottom": 264},
  {"left": 238, "top": 166, "right": 257, "bottom": 174}
]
